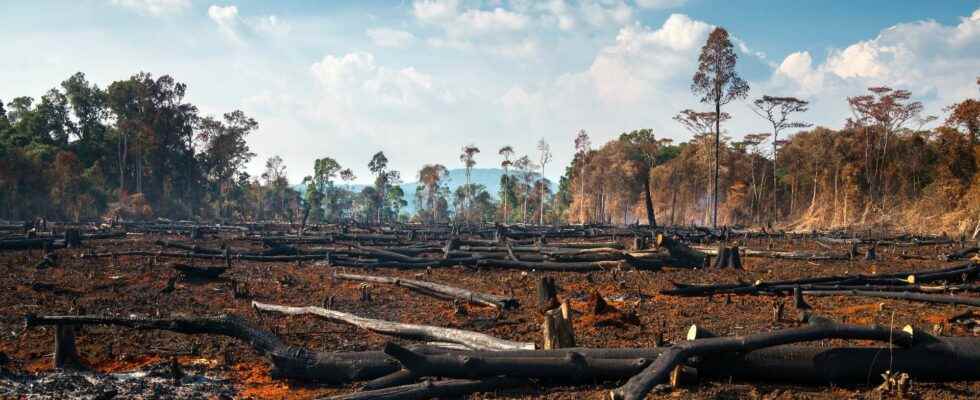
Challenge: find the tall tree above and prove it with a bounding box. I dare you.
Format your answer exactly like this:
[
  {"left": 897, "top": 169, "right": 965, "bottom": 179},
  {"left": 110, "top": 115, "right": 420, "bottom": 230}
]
[
  {"left": 536, "top": 139, "right": 552, "bottom": 225},
  {"left": 573, "top": 130, "right": 591, "bottom": 224},
  {"left": 847, "top": 87, "right": 923, "bottom": 212},
  {"left": 498, "top": 145, "right": 514, "bottom": 223},
  {"left": 691, "top": 27, "right": 750, "bottom": 227},
  {"left": 514, "top": 155, "right": 535, "bottom": 224},
  {"left": 750, "top": 95, "right": 811, "bottom": 224},
  {"left": 417, "top": 164, "right": 449, "bottom": 224},
  {"left": 459, "top": 144, "right": 480, "bottom": 223},
  {"left": 619, "top": 129, "right": 659, "bottom": 226},
  {"left": 368, "top": 151, "right": 389, "bottom": 224}
]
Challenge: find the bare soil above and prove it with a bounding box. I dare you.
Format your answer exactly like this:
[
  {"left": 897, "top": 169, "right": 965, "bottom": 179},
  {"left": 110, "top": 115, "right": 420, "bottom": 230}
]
[{"left": 1, "top": 234, "right": 979, "bottom": 399}]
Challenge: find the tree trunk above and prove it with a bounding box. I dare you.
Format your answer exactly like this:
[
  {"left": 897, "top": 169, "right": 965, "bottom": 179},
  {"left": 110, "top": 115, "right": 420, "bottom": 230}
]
[
  {"left": 252, "top": 301, "right": 534, "bottom": 351},
  {"left": 643, "top": 178, "right": 656, "bottom": 227}
]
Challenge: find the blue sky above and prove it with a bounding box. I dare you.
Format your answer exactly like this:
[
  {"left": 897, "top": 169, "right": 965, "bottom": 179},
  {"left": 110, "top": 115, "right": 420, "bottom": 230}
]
[{"left": 3, "top": 0, "right": 979, "bottom": 183}]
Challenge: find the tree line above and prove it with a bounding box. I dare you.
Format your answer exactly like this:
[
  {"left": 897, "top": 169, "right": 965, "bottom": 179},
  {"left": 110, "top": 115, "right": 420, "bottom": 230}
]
[{"left": 2, "top": 27, "right": 978, "bottom": 233}]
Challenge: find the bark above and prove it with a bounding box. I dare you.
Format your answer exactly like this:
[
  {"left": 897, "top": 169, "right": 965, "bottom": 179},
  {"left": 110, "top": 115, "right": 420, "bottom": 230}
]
[
  {"left": 610, "top": 317, "right": 915, "bottom": 400},
  {"left": 643, "top": 178, "right": 656, "bottom": 227},
  {"left": 251, "top": 301, "right": 534, "bottom": 351},
  {"left": 326, "top": 377, "right": 527, "bottom": 400},
  {"left": 172, "top": 263, "right": 228, "bottom": 280},
  {"left": 383, "top": 342, "right": 650, "bottom": 382},
  {"left": 691, "top": 245, "right": 849, "bottom": 261},
  {"left": 800, "top": 289, "right": 980, "bottom": 308},
  {"left": 24, "top": 313, "right": 980, "bottom": 391},
  {"left": 333, "top": 272, "right": 518, "bottom": 310}
]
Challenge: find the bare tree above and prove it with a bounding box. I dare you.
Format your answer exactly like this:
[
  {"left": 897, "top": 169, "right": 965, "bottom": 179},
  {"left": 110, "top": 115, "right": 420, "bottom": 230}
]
[
  {"left": 498, "top": 145, "right": 514, "bottom": 224},
  {"left": 750, "top": 95, "right": 811, "bottom": 225},
  {"left": 536, "top": 138, "right": 552, "bottom": 225},
  {"left": 673, "top": 110, "right": 731, "bottom": 223},
  {"left": 692, "top": 27, "right": 750, "bottom": 228},
  {"left": 574, "top": 130, "right": 591, "bottom": 224}
]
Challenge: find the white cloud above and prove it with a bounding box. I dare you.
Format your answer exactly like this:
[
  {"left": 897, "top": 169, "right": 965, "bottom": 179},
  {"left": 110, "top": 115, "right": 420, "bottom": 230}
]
[
  {"left": 454, "top": 8, "right": 529, "bottom": 34},
  {"left": 635, "top": 0, "right": 687, "bottom": 9},
  {"left": 251, "top": 15, "right": 291, "bottom": 37},
  {"left": 110, "top": 0, "right": 190, "bottom": 16},
  {"left": 491, "top": 38, "right": 539, "bottom": 58},
  {"left": 207, "top": 5, "right": 290, "bottom": 44},
  {"left": 413, "top": 0, "right": 460, "bottom": 24},
  {"left": 367, "top": 28, "right": 417, "bottom": 48},
  {"left": 579, "top": 0, "right": 633, "bottom": 28},
  {"left": 208, "top": 4, "right": 241, "bottom": 43},
  {"left": 771, "top": 8, "right": 980, "bottom": 106}
]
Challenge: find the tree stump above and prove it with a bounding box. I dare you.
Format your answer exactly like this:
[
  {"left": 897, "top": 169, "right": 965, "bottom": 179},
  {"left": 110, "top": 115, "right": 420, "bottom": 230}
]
[
  {"left": 536, "top": 276, "right": 559, "bottom": 313},
  {"left": 542, "top": 302, "right": 575, "bottom": 349},
  {"left": 54, "top": 325, "right": 82, "bottom": 370}
]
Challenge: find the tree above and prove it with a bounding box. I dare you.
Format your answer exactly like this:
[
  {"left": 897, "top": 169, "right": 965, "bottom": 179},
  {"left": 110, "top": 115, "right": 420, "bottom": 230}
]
[
  {"left": 417, "top": 164, "right": 449, "bottom": 224},
  {"left": 196, "top": 111, "right": 257, "bottom": 220},
  {"left": 338, "top": 168, "right": 356, "bottom": 220},
  {"left": 498, "top": 145, "right": 514, "bottom": 223},
  {"left": 311, "top": 157, "right": 342, "bottom": 221},
  {"left": 847, "top": 87, "right": 923, "bottom": 212},
  {"left": 514, "top": 155, "right": 536, "bottom": 224},
  {"left": 459, "top": 145, "right": 480, "bottom": 223},
  {"left": 946, "top": 99, "right": 980, "bottom": 146},
  {"left": 261, "top": 155, "right": 288, "bottom": 220},
  {"left": 536, "top": 139, "right": 552, "bottom": 225},
  {"left": 619, "top": 129, "right": 659, "bottom": 226},
  {"left": 750, "top": 95, "right": 811, "bottom": 224},
  {"left": 691, "top": 27, "right": 750, "bottom": 227},
  {"left": 368, "top": 151, "right": 389, "bottom": 224},
  {"left": 573, "top": 130, "right": 591, "bottom": 224}
]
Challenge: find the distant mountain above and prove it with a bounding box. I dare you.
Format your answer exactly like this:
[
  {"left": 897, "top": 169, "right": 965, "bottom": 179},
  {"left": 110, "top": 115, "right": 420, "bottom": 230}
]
[
  {"left": 294, "top": 167, "right": 557, "bottom": 215},
  {"left": 295, "top": 168, "right": 511, "bottom": 215}
]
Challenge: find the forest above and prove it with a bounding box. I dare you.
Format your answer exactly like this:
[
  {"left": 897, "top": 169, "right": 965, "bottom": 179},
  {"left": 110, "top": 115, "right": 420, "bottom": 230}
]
[{"left": 2, "top": 68, "right": 979, "bottom": 236}]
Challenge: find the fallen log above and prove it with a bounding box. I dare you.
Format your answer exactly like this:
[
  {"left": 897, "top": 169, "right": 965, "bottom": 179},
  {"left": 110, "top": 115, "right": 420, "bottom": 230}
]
[
  {"left": 172, "top": 263, "right": 228, "bottom": 280},
  {"left": 692, "top": 245, "right": 849, "bottom": 261},
  {"left": 324, "top": 377, "right": 527, "bottom": 400},
  {"left": 609, "top": 317, "right": 916, "bottom": 400},
  {"left": 251, "top": 301, "right": 534, "bottom": 351},
  {"left": 333, "top": 272, "right": 518, "bottom": 309},
  {"left": 475, "top": 259, "right": 633, "bottom": 272},
  {"left": 382, "top": 342, "right": 649, "bottom": 382},
  {"left": 799, "top": 289, "right": 980, "bottom": 307},
  {"left": 24, "top": 313, "right": 980, "bottom": 392},
  {"left": 663, "top": 262, "right": 979, "bottom": 296}
]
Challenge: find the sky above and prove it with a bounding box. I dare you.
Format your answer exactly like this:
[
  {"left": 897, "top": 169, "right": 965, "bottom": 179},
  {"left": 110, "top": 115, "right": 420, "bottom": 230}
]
[{"left": 2, "top": 0, "right": 979, "bottom": 184}]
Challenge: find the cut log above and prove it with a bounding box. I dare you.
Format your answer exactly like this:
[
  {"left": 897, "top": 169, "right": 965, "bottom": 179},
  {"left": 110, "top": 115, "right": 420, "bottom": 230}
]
[
  {"left": 251, "top": 301, "right": 534, "bottom": 351},
  {"left": 326, "top": 377, "right": 527, "bottom": 400},
  {"left": 334, "top": 272, "right": 518, "bottom": 310},
  {"left": 382, "top": 342, "right": 650, "bottom": 382},
  {"left": 23, "top": 313, "right": 980, "bottom": 391},
  {"left": 172, "top": 263, "right": 228, "bottom": 280},
  {"left": 609, "top": 317, "right": 916, "bottom": 400}
]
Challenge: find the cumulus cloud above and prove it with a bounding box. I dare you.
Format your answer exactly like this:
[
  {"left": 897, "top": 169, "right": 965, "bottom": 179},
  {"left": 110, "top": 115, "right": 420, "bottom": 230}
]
[
  {"left": 635, "top": 0, "right": 687, "bottom": 9},
  {"left": 110, "top": 0, "right": 191, "bottom": 16},
  {"left": 207, "top": 4, "right": 290, "bottom": 44},
  {"left": 208, "top": 5, "right": 241, "bottom": 42},
  {"left": 770, "top": 8, "right": 980, "bottom": 110},
  {"left": 413, "top": 0, "right": 460, "bottom": 24},
  {"left": 367, "top": 28, "right": 417, "bottom": 48}
]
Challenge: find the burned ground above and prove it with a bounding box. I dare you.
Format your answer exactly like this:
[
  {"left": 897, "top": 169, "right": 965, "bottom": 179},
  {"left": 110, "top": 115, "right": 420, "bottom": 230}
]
[{"left": 1, "top": 230, "right": 979, "bottom": 399}]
